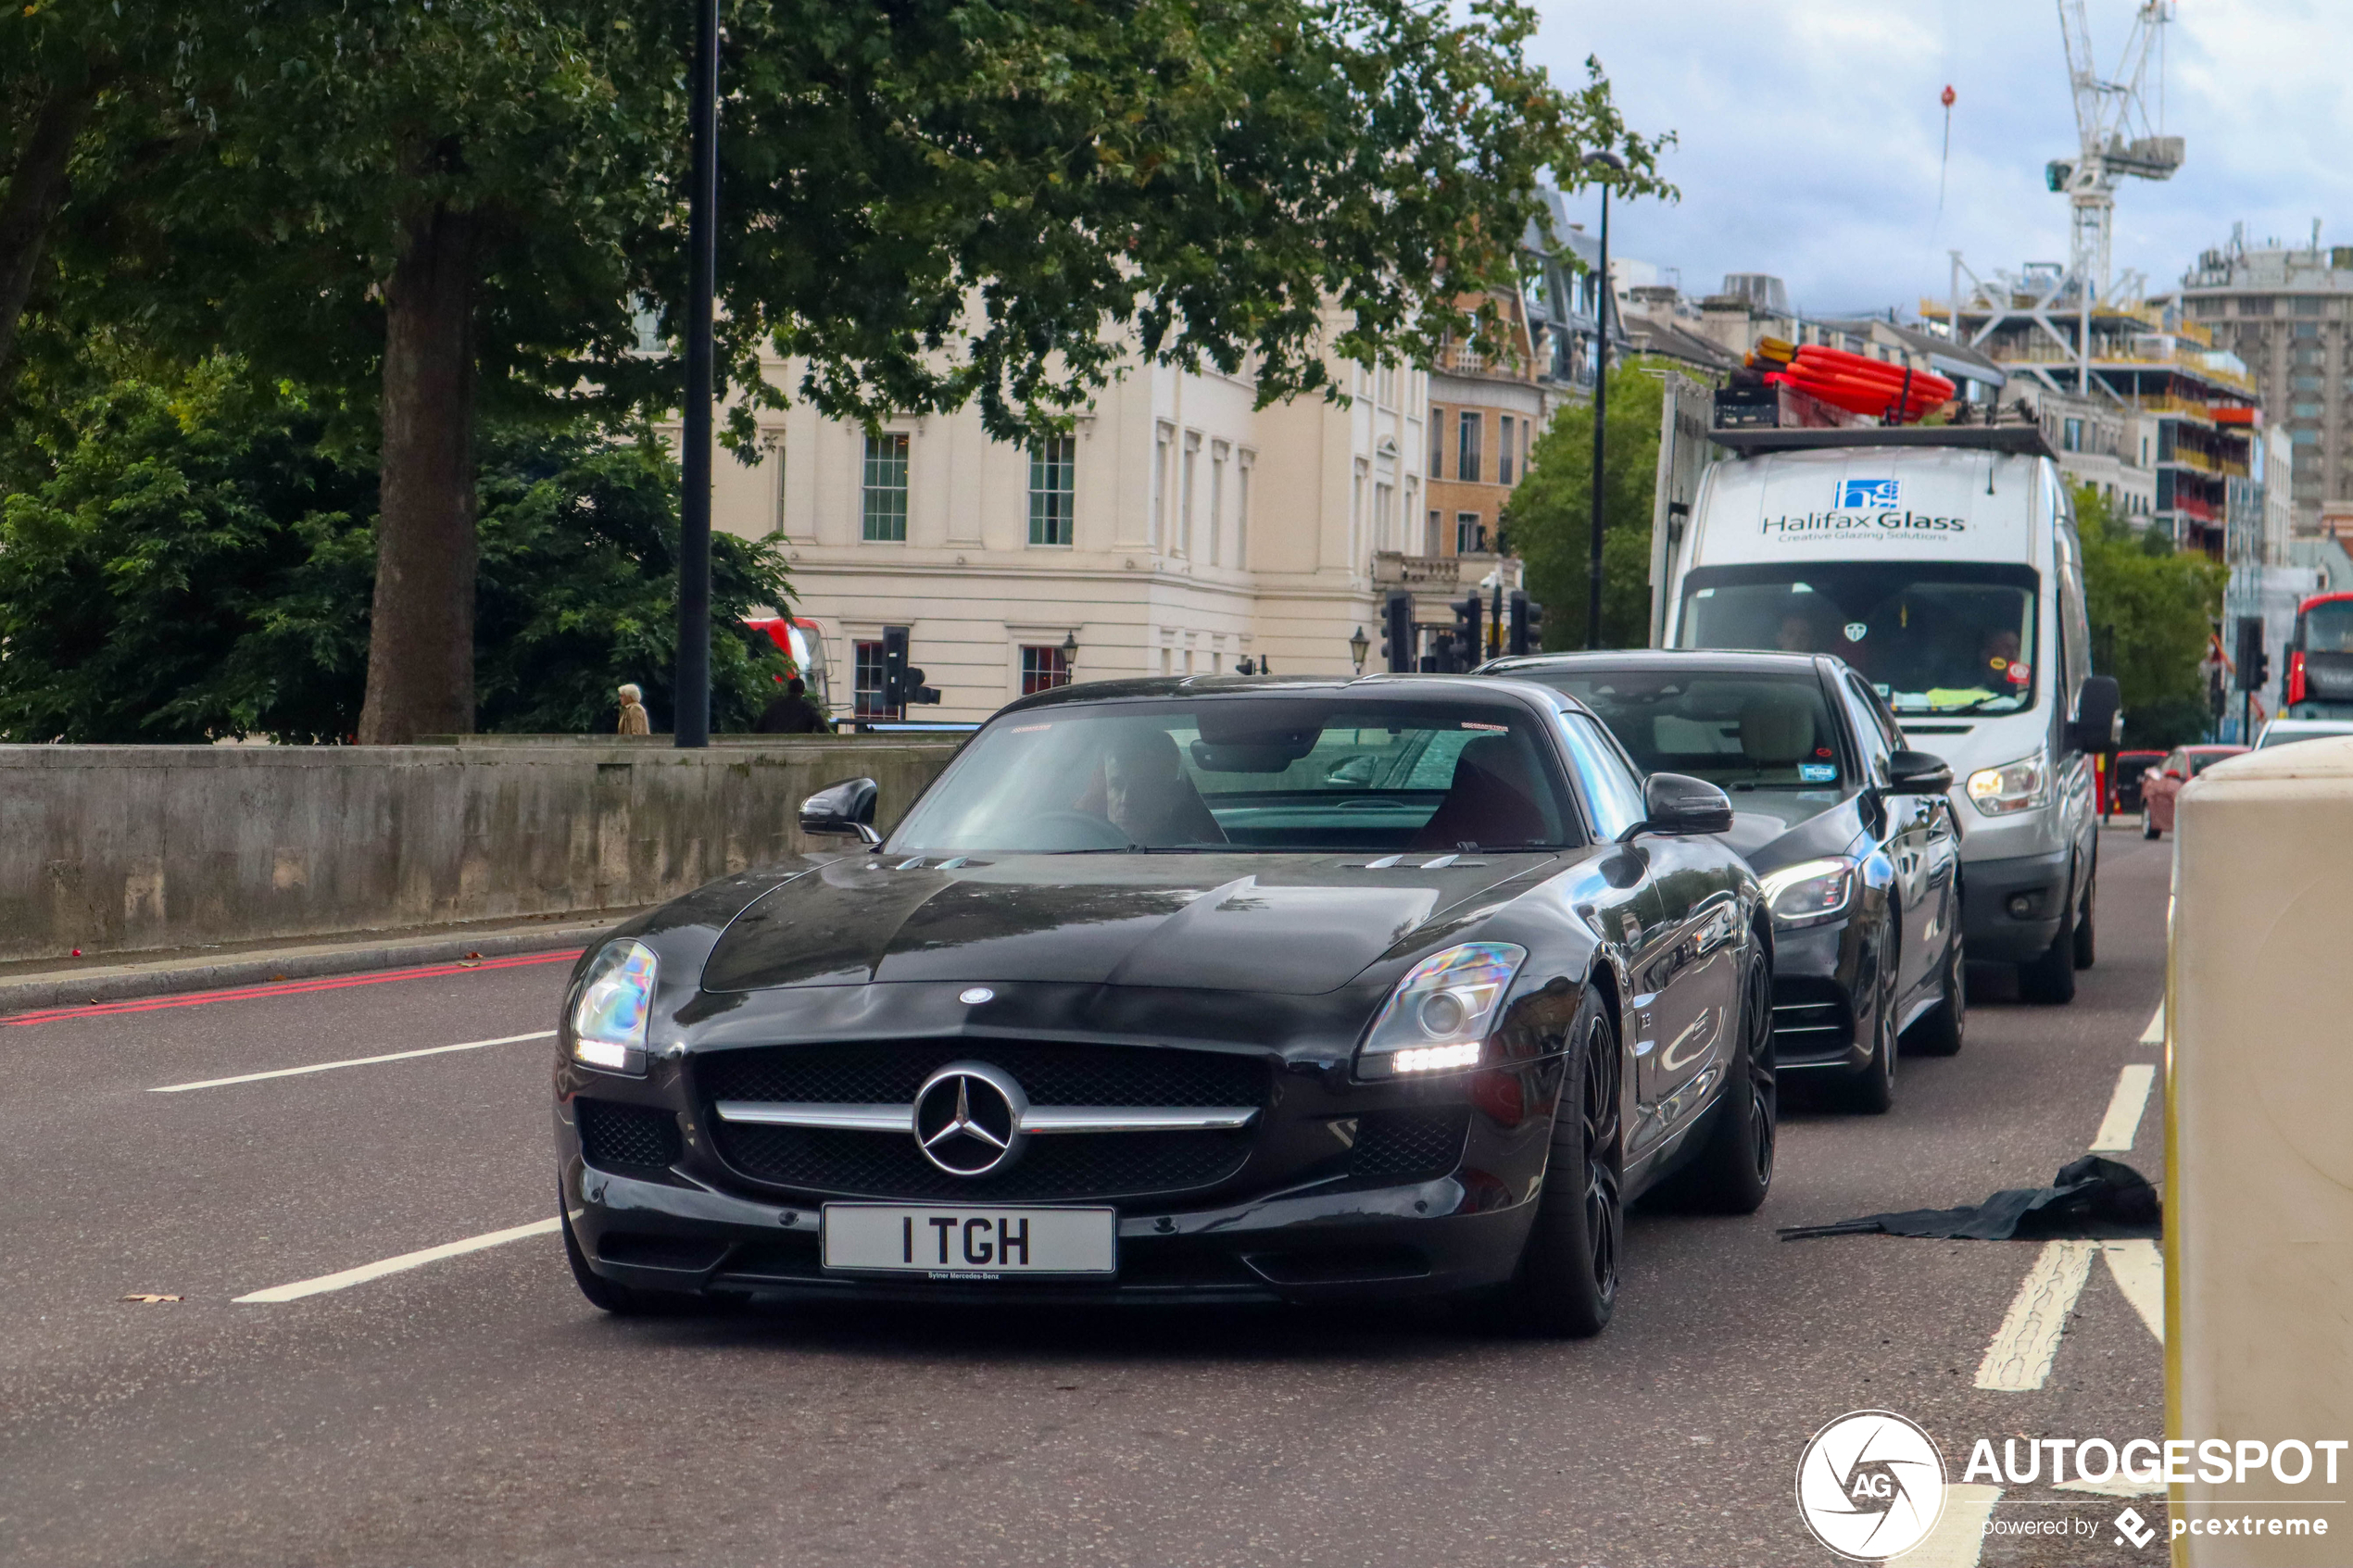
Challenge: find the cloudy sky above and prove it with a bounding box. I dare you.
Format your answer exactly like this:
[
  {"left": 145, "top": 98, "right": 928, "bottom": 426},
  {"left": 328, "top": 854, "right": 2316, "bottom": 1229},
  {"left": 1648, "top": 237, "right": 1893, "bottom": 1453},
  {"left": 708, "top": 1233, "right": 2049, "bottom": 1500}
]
[{"left": 1531, "top": 1, "right": 2353, "bottom": 317}]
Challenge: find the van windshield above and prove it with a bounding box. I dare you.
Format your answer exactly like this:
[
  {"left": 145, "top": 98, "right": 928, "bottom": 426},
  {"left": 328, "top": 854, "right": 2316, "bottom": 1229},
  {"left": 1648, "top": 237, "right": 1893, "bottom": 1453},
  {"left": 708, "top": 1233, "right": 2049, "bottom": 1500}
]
[{"left": 1677, "top": 563, "right": 2038, "bottom": 716}]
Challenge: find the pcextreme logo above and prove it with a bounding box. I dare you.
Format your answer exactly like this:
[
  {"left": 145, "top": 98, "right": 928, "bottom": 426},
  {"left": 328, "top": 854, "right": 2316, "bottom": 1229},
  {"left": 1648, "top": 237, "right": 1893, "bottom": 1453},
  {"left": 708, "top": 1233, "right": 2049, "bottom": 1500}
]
[{"left": 1795, "top": 1410, "right": 1947, "bottom": 1562}]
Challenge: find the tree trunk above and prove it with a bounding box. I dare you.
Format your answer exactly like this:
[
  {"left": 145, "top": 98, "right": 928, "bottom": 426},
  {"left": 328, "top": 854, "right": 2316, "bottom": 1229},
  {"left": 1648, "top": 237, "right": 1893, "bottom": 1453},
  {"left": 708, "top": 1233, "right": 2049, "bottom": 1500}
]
[
  {"left": 358, "top": 204, "right": 479, "bottom": 744},
  {"left": 0, "top": 73, "right": 102, "bottom": 381}
]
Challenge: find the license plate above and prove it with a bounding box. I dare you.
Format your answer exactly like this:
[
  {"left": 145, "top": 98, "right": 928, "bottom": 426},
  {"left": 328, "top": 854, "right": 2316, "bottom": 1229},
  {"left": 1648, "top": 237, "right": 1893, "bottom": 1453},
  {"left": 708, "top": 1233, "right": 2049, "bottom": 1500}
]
[{"left": 821, "top": 1204, "right": 1117, "bottom": 1277}]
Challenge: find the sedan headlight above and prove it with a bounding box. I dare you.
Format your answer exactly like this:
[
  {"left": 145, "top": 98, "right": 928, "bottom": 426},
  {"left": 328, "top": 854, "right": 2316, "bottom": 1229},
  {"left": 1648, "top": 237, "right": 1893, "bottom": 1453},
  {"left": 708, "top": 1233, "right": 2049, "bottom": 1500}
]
[
  {"left": 1965, "top": 754, "right": 2051, "bottom": 817},
  {"left": 1357, "top": 941, "right": 1526, "bottom": 1077},
  {"left": 571, "top": 940, "right": 658, "bottom": 1074},
  {"left": 1757, "top": 857, "right": 1857, "bottom": 930}
]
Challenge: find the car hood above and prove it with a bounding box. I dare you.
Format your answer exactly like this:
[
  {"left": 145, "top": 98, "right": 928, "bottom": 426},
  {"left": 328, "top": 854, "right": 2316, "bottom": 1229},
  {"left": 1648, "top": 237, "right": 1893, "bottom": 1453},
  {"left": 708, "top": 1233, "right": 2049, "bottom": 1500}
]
[
  {"left": 700, "top": 851, "right": 1564, "bottom": 995},
  {"left": 1712, "top": 789, "right": 1866, "bottom": 873}
]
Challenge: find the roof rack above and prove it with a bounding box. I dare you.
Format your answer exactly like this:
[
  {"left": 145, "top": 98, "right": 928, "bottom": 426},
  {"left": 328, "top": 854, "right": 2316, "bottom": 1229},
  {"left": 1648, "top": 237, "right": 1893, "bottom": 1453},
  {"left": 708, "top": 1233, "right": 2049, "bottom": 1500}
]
[{"left": 1707, "top": 424, "right": 2057, "bottom": 460}]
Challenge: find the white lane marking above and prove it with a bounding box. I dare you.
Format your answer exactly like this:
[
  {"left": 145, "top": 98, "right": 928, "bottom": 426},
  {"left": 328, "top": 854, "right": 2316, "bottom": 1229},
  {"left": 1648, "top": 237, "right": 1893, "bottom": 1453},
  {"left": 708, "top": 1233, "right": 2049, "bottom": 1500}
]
[
  {"left": 2101, "top": 1239, "right": 2165, "bottom": 1344},
  {"left": 2138, "top": 1003, "right": 2164, "bottom": 1045},
  {"left": 2089, "top": 1062, "right": 2158, "bottom": 1152},
  {"left": 234, "top": 1217, "right": 560, "bottom": 1303},
  {"left": 1900, "top": 1484, "right": 2003, "bottom": 1567},
  {"left": 1975, "top": 1240, "right": 2097, "bottom": 1391},
  {"left": 150, "top": 1030, "right": 555, "bottom": 1093}
]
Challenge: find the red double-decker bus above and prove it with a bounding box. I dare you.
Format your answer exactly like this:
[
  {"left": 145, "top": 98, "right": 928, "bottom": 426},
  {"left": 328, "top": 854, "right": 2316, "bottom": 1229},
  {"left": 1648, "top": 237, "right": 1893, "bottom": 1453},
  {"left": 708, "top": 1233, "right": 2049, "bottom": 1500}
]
[{"left": 2284, "top": 591, "right": 2353, "bottom": 718}]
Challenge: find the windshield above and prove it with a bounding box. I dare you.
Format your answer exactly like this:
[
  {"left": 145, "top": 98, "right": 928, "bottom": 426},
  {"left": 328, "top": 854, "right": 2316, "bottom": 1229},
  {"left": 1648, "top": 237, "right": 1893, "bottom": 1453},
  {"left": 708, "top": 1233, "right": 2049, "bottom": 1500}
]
[
  {"left": 2298, "top": 601, "right": 2353, "bottom": 654},
  {"left": 1516, "top": 669, "right": 1846, "bottom": 791},
  {"left": 888, "top": 697, "right": 1579, "bottom": 855},
  {"left": 1679, "top": 563, "right": 2038, "bottom": 716},
  {"left": 2187, "top": 749, "right": 2244, "bottom": 771}
]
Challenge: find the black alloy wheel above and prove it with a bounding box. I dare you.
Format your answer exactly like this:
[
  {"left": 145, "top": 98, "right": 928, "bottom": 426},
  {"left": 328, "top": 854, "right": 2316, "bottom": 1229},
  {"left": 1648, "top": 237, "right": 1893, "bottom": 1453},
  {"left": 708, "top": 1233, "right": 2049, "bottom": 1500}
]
[
  {"left": 1905, "top": 931, "right": 1967, "bottom": 1057},
  {"left": 1656, "top": 937, "right": 1776, "bottom": 1213},
  {"left": 2071, "top": 859, "right": 2097, "bottom": 970},
  {"left": 1841, "top": 921, "right": 1898, "bottom": 1113},
  {"left": 2142, "top": 805, "right": 2159, "bottom": 840},
  {"left": 1505, "top": 988, "right": 1623, "bottom": 1338},
  {"left": 2018, "top": 868, "right": 2080, "bottom": 1004}
]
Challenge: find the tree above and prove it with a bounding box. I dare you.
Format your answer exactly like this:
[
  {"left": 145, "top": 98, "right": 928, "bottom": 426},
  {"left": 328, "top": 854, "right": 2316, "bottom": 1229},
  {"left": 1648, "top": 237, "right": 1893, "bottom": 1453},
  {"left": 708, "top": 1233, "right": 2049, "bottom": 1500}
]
[
  {"left": 2073, "top": 483, "right": 2225, "bottom": 749},
  {"left": 0, "top": 358, "right": 790, "bottom": 742},
  {"left": 1507, "top": 358, "right": 1670, "bottom": 651},
  {"left": 25, "top": 0, "right": 1664, "bottom": 740}
]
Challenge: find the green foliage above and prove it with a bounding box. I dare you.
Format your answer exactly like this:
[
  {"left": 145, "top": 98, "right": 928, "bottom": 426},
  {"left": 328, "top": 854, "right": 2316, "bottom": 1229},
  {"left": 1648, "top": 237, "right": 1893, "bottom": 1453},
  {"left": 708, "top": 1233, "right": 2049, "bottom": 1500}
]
[
  {"left": 0, "top": 361, "right": 790, "bottom": 742},
  {"left": 2074, "top": 483, "right": 2225, "bottom": 749},
  {"left": 1507, "top": 359, "right": 1668, "bottom": 651}
]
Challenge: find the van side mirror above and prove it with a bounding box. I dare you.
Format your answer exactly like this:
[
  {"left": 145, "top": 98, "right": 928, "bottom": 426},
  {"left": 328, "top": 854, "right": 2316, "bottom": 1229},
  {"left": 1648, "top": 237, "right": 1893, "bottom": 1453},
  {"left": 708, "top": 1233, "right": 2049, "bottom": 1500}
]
[
  {"left": 1881, "top": 749, "right": 1954, "bottom": 795},
  {"left": 2071, "top": 675, "right": 2123, "bottom": 753},
  {"left": 1620, "top": 771, "right": 1735, "bottom": 840},
  {"left": 799, "top": 777, "right": 881, "bottom": 845}
]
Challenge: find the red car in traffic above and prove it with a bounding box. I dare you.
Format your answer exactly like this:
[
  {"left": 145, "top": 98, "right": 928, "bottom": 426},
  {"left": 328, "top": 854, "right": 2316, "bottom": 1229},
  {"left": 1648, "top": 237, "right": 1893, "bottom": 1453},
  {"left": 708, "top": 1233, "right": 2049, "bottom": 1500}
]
[{"left": 2139, "top": 745, "right": 2247, "bottom": 838}]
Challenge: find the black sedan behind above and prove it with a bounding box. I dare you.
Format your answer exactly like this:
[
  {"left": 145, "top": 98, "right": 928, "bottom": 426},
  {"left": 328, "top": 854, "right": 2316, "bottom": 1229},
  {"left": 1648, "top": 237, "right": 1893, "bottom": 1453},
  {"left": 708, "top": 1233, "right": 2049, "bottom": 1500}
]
[
  {"left": 1478, "top": 651, "right": 1963, "bottom": 1111},
  {"left": 554, "top": 675, "right": 1774, "bottom": 1336}
]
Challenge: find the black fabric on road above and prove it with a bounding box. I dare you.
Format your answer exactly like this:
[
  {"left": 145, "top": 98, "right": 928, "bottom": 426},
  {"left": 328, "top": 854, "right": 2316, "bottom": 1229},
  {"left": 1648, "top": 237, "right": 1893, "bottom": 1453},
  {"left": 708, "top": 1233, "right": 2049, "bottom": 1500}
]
[{"left": 1776, "top": 1155, "right": 2161, "bottom": 1241}]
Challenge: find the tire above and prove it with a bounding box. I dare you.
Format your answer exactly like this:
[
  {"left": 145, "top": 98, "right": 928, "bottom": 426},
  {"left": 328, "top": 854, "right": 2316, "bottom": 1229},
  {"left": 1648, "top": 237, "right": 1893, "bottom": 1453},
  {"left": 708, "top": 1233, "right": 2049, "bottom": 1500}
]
[
  {"left": 561, "top": 1200, "right": 698, "bottom": 1316},
  {"left": 1839, "top": 921, "right": 1897, "bottom": 1113},
  {"left": 1504, "top": 989, "right": 1623, "bottom": 1338},
  {"left": 2018, "top": 873, "right": 2080, "bottom": 1004},
  {"left": 2071, "top": 859, "right": 2096, "bottom": 970},
  {"left": 1654, "top": 939, "right": 1776, "bottom": 1213},
  {"left": 2141, "top": 806, "right": 2159, "bottom": 840},
  {"left": 1905, "top": 932, "right": 1967, "bottom": 1057}
]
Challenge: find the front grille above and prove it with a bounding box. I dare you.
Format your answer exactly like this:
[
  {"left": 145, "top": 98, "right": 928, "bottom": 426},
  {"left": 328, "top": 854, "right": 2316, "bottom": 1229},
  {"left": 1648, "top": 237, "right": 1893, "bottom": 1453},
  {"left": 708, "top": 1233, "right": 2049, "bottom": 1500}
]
[
  {"left": 1351, "top": 1109, "right": 1469, "bottom": 1181},
  {"left": 578, "top": 1099, "right": 682, "bottom": 1174},
  {"left": 1771, "top": 977, "right": 1852, "bottom": 1060},
  {"left": 714, "top": 1122, "right": 1250, "bottom": 1200},
  {"left": 697, "top": 1041, "right": 1265, "bottom": 1109},
  {"left": 697, "top": 1041, "right": 1268, "bottom": 1202}
]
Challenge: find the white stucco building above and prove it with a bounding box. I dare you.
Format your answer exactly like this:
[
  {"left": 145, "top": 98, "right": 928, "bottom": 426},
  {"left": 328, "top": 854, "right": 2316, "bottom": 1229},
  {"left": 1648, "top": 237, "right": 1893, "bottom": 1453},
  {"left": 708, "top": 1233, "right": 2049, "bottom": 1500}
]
[{"left": 704, "top": 346, "right": 1428, "bottom": 722}]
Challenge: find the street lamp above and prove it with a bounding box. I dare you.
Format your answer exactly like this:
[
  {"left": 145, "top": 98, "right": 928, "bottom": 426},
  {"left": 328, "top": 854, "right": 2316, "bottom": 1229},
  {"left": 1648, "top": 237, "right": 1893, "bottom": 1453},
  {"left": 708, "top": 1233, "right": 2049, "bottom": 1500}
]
[
  {"left": 1060, "top": 629, "right": 1078, "bottom": 685},
  {"left": 674, "top": 0, "right": 722, "bottom": 746},
  {"left": 1583, "top": 148, "right": 1625, "bottom": 652},
  {"left": 1349, "top": 626, "right": 1370, "bottom": 673}
]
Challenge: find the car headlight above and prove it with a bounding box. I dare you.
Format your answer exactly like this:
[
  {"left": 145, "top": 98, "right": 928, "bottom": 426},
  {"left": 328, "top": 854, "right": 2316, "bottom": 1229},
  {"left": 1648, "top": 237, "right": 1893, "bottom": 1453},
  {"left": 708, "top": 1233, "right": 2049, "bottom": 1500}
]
[
  {"left": 1965, "top": 754, "right": 2051, "bottom": 817},
  {"left": 1757, "top": 857, "right": 1857, "bottom": 929},
  {"left": 1357, "top": 941, "right": 1526, "bottom": 1078},
  {"left": 571, "top": 940, "right": 658, "bottom": 1074}
]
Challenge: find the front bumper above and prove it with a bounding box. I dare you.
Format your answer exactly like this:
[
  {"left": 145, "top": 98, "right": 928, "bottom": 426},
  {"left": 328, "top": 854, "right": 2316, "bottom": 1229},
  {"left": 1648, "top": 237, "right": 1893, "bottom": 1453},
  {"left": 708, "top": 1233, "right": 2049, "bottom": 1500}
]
[
  {"left": 1764, "top": 918, "right": 1872, "bottom": 1074},
  {"left": 1959, "top": 847, "right": 2070, "bottom": 963},
  {"left": 554, "top": 1044, "right": 1566, "bottom": 1307}
]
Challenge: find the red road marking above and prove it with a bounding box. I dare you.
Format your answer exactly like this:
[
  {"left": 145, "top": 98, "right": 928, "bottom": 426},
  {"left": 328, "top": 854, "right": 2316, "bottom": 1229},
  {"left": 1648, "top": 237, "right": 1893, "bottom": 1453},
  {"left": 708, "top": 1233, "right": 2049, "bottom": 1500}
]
[{"left": 1, "top": 948, "right": 584, "bottom": 1026}]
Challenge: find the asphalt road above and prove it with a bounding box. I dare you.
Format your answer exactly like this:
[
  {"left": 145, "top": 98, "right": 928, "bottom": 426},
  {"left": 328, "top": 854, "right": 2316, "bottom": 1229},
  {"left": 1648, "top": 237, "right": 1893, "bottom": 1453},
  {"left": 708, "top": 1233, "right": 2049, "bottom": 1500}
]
[{"left": 0, "top": 826, "right": 2172, "bottom": 1567}]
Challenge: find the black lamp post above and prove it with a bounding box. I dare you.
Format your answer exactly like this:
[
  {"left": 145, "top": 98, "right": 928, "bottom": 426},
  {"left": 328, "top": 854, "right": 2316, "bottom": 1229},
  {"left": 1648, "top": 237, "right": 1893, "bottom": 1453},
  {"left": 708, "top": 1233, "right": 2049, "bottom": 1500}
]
[
  {"left": 674, "top": 0, "right": 721, "bottom": 746},
  {"left": 1059, "top": 629, "right": 1078, "bottom": 686},
  {"left": 1349, "top": 626, "right": 1370, "bottom": 674},
  {"left": 1584, "top": 148, "right": 1625, "bottom": 651}
]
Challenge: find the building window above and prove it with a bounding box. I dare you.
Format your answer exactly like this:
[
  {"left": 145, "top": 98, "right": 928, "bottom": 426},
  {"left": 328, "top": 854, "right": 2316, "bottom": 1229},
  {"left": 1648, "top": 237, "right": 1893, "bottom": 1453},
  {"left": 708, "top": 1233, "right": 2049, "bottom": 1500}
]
[
  {"left": 2063, "top": 418, "right": 2083, "bottom": 452},
  {"left": 1180, "top": 433, "right": 1200, "bottom": 556},
  {"left": 1456, "top": 511, "right": 1484, "bottom": 554},
  {"left": 1427, "top": 509, "right": 1442, "bottom": 554},
  {"left": 1375, "top": 482, "right": 1395, "bottom": 551},
  {"left": 1499, "top": 415, "right": 1516, "bottom": 484},
  {"left": 2295, "top": 296, "right": 2326, "bottom": 317},
  {"left": 1020, "top": 644, "right": 1071, "bottom": 696},
  {"left": 853, "top": 639, "right": 900, "bottom": 720},
  {"left": 1522, "top": 417, "right": 1532, "bottom": 476},
  {"left": 1429, "top": 408, "right": 1445, "bottom": 478},
  {"left": 1028, "top": 435, "right": 1076, "bottom": 546},
  {"left": 862, "top": 433, "right": 909, "bottom": 541},
  {"left": 1210, "top": 442, "right": 1228, "bottom": 565},
  {"left": 2242, "top": 296, "right": 2274, "bottom": 317},
  {"left": 1458, "top": 411, "right": 1482, "bottom": 483},
  {"left": 1236, "top": 454, "right": 1252, "bottom": 569}
]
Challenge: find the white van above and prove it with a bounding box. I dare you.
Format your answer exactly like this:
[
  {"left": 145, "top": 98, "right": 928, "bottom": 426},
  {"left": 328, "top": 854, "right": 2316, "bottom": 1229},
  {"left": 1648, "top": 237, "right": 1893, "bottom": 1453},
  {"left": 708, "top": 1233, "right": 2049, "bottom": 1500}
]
[{"left": 1659, "top": 427, "right": 2120, "bottom": 1003}]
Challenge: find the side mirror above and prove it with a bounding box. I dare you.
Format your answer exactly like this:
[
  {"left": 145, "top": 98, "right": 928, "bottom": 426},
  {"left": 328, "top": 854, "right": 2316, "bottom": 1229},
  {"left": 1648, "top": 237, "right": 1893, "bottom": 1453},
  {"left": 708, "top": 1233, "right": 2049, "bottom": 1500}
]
[
  {"left": 2071, "top": 675, "right": 2123, "bottom": 753},
  {"left": 1881, "top": 748, "right": 1954, "bottom": 795},
  {"left": 799, "top": 776, "right": 881, "bottom": 845},
  {"left": 1620, "top": 771, "right": 1735, "bottom": 840}
]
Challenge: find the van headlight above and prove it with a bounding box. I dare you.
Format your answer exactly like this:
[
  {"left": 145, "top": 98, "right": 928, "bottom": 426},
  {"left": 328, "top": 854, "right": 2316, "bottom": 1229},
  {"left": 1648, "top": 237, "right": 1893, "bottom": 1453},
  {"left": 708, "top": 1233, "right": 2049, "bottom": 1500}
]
[
  {"left": 1357, "top": 942, "right": 1525, "bottom": 1078},
  {"left": 1757, "top": 857, "right": 1857, "bottom": 929},
  {"left": 570, "top": 940, "right": 658, "bottom": 1074},
  {"left": 1965, "top": 755, "right": 2051, "bottom": 816}
]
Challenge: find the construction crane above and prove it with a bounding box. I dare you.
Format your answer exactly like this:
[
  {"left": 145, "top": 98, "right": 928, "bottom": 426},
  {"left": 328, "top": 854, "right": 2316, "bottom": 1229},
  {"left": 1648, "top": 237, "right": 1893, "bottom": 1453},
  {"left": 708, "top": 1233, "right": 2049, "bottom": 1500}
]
[{"left": 2046, "top": 0, "right": 2183, "bottom": 383}]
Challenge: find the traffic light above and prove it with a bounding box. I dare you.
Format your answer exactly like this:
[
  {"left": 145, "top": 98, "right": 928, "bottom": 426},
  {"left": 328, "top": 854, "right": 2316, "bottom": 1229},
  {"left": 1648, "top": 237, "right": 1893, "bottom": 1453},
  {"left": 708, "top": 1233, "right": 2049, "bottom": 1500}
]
[
  {"left": 2233, "top": 616, "right": 2265, "bottom": 692},
  {"left": 879, "top": 626, "right": 941, "bottom": 714},
  {"left": 1381, "top": 591, "right": 1415, "bottom": 674},
  {"left": 1449, "top": 593, "right": 1483, "bottom": 672},
  {"left": 1508, "top": 590, "right": 1545, "bottom": 656}
]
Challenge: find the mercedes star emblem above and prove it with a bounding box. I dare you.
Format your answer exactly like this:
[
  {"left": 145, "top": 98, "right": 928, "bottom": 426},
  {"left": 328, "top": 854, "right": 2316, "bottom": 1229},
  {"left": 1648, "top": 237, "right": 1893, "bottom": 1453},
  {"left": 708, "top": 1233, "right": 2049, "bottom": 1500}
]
[
  {"left": 912, "top": 1061, "right": 1029, "bottom": 1176},
  {"left": 958, "top": 986, "right": 995, "bottom": 1005}
]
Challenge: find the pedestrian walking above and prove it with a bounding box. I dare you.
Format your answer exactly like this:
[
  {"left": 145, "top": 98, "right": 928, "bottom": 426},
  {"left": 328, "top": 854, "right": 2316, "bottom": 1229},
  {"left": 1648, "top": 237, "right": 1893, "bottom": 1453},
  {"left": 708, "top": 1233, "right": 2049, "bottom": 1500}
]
[
  {"left": 616, "top": 683, "right": 651, "bottom": 735},
  {"left": 755, "top": 676, "right": 827, "bottom": 734}
]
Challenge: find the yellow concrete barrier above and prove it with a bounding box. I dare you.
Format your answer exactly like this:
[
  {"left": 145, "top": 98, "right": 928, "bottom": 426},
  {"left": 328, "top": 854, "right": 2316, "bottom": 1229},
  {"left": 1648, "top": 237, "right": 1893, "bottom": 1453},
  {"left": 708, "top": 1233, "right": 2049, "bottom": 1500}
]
[{"left": 2169, "top": 736, "right": 2353, "bottom": 1566}]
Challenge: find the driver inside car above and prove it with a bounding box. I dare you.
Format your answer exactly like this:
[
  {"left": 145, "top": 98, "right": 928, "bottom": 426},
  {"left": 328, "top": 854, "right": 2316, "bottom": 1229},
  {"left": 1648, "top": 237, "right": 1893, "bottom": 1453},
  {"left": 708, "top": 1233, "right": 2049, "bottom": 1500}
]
[{"left": 1075, "top": 726, "right": 1227, "bottom": 847}]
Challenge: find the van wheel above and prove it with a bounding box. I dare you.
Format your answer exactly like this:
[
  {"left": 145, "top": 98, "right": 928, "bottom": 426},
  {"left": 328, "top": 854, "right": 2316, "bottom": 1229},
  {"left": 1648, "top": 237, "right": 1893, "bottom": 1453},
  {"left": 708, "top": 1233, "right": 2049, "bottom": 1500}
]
[
  {"left": 2071, "top": 864, "right": 2096, "bottom": 970},
  {"left": 2019, "top": 879, "right": 2079, "bottom": 1004}
]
